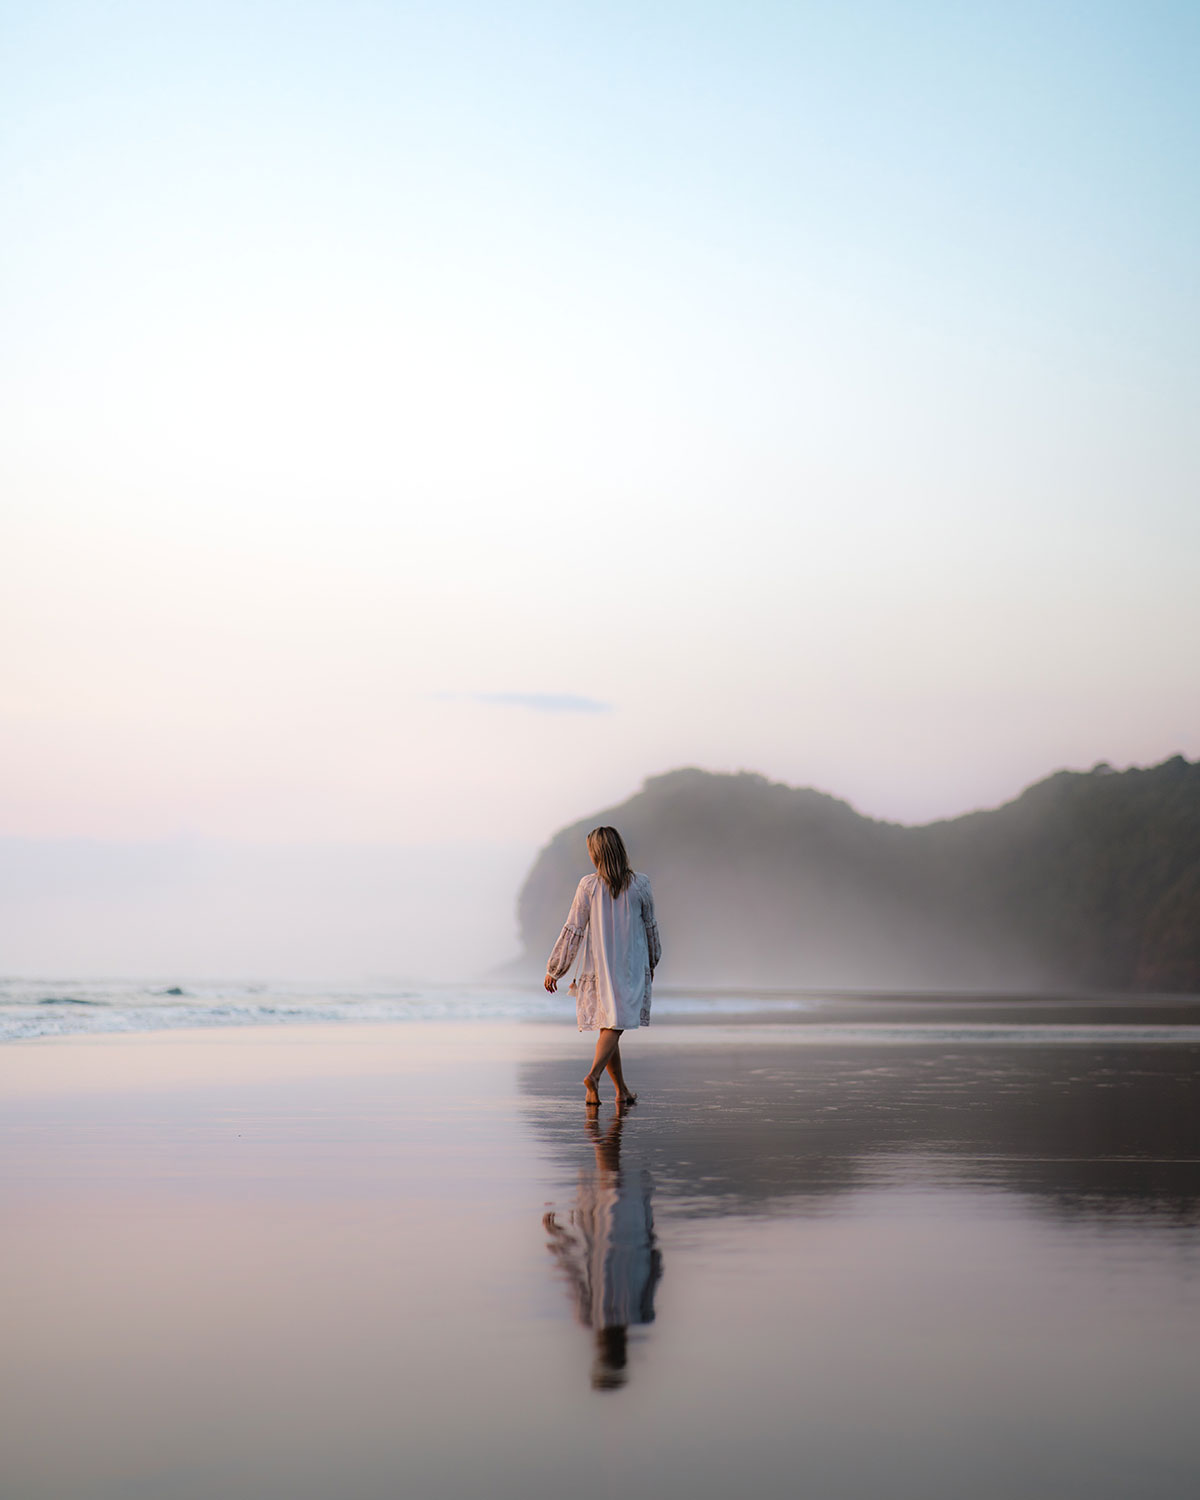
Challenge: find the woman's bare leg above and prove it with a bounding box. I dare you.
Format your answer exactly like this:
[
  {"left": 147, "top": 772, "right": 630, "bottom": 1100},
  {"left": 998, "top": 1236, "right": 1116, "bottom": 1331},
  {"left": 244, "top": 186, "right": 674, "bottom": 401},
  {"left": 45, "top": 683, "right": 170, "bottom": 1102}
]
[
  {"left": 583, "top": 1028, "right": 623, "bottom": 1105},
  {"left": 604, "top": 1038, "right": 637, "bottom": 1105}
]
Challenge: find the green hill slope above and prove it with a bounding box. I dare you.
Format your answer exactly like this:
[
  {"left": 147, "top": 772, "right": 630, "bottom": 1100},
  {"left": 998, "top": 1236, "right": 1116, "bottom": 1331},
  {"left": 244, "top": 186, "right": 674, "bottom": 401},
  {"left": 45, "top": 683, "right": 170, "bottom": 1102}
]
[{"left": 515, "top": 756, "right": 1200, "bottom": 993}]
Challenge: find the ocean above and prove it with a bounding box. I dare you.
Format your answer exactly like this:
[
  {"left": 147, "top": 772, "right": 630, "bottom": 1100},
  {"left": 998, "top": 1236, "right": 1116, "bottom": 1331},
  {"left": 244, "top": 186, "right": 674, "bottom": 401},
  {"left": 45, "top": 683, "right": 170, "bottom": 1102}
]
[
  {"left": 5, "top": 975, "right": 1199, "bottom": 1044},
  {"left": 0, "top": 976, "right": 825, "bottom": 1042}
]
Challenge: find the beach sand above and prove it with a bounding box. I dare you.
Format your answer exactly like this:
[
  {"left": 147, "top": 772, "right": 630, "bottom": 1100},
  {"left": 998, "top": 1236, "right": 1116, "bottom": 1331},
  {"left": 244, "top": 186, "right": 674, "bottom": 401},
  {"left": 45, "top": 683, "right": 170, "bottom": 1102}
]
[{"left": 2, "top": 1011, "right": 1198, "bottom": 1500}]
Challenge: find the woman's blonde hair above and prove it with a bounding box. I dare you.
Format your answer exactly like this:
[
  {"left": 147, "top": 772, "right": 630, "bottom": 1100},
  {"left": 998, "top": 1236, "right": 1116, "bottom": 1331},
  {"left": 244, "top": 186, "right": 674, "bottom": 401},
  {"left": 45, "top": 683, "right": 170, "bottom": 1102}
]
[{"left": 587, "top": 826, "right": 634, "bottom": 898}]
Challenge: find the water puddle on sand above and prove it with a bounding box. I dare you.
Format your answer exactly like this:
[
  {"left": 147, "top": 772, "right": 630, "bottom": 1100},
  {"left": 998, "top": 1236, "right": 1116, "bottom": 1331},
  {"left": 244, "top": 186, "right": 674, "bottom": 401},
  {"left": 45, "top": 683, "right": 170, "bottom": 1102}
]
[{"left": 1, "top": 1017, "right": 1197, "bottom": 1499}]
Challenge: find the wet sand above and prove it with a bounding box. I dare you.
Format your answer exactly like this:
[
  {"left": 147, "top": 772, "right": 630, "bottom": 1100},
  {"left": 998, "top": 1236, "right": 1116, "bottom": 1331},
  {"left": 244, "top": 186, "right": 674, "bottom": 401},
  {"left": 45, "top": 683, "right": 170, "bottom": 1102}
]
[{"left": 2, "top": 1010, "right": 1198, "bottom": 1500}]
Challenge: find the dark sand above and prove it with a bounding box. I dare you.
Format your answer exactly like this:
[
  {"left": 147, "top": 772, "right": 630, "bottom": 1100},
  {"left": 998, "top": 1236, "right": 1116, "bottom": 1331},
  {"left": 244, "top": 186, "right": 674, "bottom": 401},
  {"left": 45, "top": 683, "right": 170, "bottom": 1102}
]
[{"left": 2, "top": 1006, "right": 1198, "bottom": 1499}]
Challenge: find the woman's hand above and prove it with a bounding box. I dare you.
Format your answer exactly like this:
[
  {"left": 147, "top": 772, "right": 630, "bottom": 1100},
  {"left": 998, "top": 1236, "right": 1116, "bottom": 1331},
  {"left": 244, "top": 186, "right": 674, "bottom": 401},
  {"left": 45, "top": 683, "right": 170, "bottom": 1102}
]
[{"left": 544, "top": 974, "right": 557, "bottom": 993}]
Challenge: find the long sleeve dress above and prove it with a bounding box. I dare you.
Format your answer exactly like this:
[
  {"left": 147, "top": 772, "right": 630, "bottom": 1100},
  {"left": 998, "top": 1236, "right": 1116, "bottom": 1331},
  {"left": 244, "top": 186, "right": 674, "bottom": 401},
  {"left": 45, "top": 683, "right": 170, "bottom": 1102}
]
[{"left": 546, "top": 872, "right": 662, "bottom": 1031}]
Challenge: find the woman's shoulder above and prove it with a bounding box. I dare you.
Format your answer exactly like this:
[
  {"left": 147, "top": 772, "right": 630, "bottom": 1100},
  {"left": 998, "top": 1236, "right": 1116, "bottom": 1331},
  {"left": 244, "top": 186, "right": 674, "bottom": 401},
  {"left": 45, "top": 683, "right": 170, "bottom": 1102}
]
[
  {"left": 577, "top": 872, "right": 599, "bottom": 891},
  {"left": 631, "top": 870, "right": 653, "bottom": 890}
]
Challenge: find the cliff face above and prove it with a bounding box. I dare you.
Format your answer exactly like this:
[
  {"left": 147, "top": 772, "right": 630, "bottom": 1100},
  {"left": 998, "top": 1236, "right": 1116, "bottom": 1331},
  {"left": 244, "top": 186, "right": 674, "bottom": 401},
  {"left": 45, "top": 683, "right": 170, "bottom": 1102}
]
[{"left": 516, "top": 757, "right": 1200, "bottom": 993}]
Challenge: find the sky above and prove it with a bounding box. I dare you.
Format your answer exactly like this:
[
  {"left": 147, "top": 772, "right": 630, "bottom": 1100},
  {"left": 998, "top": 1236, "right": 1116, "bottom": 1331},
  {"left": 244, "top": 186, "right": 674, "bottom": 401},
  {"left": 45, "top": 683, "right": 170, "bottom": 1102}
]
[{"left": 2, "top": 2, "right": 1198, "bottom": 974}]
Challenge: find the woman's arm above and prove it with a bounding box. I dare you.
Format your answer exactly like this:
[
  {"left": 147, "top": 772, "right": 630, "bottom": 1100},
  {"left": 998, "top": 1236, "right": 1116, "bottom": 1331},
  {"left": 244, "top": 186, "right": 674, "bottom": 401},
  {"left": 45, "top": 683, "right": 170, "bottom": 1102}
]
[{"left": 544, "top": 877, "right": 592, "bottom": 992}]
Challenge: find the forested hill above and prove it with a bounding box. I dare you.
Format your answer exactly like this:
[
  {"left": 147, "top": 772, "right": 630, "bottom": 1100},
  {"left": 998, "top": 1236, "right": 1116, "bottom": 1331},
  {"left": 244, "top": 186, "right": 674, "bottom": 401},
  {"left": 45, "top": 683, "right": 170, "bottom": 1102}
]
[{"left": 515, "top": 756, "right": 1200, "bottom": 993}]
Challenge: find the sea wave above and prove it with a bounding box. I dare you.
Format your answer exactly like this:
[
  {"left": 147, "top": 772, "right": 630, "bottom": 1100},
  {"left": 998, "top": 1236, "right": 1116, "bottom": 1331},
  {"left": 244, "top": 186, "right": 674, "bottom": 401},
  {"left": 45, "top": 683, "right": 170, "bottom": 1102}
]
[
  {"left": 0, "top": 979, "right": 821, "bottom": 1042},
  {"left": 3, "top": 979, "right": 1197, "bottom": 1045}
]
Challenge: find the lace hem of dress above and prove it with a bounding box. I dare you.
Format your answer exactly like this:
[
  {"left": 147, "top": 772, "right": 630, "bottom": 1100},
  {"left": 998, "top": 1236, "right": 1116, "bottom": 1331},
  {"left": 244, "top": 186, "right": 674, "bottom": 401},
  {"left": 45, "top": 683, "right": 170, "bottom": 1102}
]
[{"left": 574, "top": 969, "right": 653, "bottom": 1032}]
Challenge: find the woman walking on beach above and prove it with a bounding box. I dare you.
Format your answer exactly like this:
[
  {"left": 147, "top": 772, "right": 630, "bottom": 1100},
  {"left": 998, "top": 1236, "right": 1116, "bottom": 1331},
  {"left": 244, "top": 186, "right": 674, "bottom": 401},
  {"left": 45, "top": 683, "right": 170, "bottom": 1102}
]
[{"left": 544, "top": 826, "right": 661, "bottom": 1107}]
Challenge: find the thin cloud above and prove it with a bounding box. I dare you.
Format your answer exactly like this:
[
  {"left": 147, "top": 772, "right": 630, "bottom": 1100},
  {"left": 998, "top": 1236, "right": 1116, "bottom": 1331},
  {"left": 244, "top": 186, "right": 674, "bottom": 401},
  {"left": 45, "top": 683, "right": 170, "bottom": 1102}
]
[{"left": 439, "top": 692, "right": 613, "bottom": 714}]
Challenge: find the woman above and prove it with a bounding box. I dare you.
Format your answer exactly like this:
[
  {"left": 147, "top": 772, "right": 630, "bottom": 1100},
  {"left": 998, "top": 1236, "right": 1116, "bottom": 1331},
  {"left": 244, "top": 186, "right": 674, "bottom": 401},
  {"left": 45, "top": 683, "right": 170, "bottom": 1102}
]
[{"left": 544, "top": 826, "right": 661, "bottom": 1107}]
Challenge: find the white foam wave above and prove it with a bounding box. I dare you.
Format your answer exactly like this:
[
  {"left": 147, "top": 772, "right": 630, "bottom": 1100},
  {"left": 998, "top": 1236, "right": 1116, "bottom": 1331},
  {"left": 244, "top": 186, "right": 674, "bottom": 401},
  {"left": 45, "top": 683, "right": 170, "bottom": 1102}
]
[{"left": 2, "top": 980, "right": 1196, "bottom": 1045}]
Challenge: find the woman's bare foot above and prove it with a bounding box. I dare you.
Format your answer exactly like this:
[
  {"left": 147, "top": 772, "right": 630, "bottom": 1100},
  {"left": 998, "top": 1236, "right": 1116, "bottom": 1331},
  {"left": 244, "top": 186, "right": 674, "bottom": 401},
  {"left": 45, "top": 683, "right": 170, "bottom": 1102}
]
[
  {"left": 618, "top": 1091, "right": 638, "bottom": 1107},
  {"left": 583, "top": 1076, "right": 601, "bottom": 1107}
]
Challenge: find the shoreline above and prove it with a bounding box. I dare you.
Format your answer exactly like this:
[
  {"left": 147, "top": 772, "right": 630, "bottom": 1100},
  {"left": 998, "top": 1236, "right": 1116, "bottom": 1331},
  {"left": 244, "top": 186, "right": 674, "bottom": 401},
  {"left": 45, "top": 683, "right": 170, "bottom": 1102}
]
[{"left": 3, "top": 982, "right": 1199, "bottom": 1048}]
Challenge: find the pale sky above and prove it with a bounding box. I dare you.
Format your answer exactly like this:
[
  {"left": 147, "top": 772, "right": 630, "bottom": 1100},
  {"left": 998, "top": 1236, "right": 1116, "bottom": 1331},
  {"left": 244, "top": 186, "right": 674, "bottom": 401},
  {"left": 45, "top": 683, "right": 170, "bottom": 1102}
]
[{"left": 3, "top": 0, "right": 1198, "bottom": 885}]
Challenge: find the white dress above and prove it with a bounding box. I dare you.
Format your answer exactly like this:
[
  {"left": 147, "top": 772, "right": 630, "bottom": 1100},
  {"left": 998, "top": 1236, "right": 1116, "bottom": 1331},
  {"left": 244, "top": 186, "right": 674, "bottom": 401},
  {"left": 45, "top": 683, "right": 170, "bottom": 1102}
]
[{"left": 546, "top": 872, "right": 662, "bottom": 1031}]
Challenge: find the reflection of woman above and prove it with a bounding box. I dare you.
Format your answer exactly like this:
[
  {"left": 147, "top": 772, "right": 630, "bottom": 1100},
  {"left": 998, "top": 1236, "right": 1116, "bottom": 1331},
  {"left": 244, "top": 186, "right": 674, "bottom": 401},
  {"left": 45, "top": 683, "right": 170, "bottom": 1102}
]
[
  {"left": 543, "top": 1109, "right": 663, "bottom": 1390},
  {"left": 544, "top": 826, "right": 662, "bottom": 1107}
]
